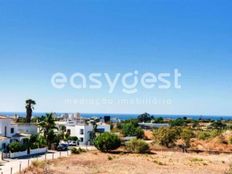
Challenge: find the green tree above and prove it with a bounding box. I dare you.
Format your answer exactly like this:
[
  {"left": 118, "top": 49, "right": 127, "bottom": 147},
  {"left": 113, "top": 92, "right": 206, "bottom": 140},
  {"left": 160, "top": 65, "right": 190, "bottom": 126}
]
[
  {"left": 180, "top": 128, "right": 194, "bottom": 148},
  {"left": 123, "top": 119, "right": 139, "bottom": 126},
  {"left": 137, "top": 113, "right": 152, "bottom": 123},
  {"left": 94, "top": 132, "right": 121, "bottom": 152},
  {"left": 153, "top": 117, "right": 164, "bottom": 123},
  {"left": 122, "top": 123, "right": 144, "bottom": 138},
  {"left": 25, "top": 99, "right": 36, "bottom": 123},
  {"left": 170, "top": 118, "right": 186, "bottom": 127},
  {"left": 209, "top": 121, "right": 226, "bottom": 130},
  {"left": 153, "top": 127, "right": 181, "bottom": 148},
  {"left": 30, "top": 134, "right": 40, "bottom": 149}
]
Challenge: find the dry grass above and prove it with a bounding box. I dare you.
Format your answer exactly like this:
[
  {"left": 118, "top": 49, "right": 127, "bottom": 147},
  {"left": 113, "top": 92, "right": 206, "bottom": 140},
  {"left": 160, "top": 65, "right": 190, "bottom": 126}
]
[{"left": 21, "top": 150, "right": 232, "bottom": 174}]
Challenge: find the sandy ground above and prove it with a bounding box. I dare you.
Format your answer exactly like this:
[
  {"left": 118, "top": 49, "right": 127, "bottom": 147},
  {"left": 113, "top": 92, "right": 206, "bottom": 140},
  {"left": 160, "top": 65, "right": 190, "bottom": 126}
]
[{"left": 23, "top": 150, "right": 232, "bottom": 174}]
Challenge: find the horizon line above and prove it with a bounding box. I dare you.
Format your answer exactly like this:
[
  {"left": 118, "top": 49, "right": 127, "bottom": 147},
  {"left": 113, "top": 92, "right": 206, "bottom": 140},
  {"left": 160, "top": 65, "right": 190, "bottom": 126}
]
[{"left": 0, "top": 111, "right": 232, "bottom": 117}]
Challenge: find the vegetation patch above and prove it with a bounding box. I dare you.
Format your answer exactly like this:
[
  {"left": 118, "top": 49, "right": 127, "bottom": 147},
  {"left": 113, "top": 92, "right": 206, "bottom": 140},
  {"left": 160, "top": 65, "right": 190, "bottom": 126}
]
[
  {"left": 71, "top": 147, "right": 87, "bottom": 154},
  {"left": 126, "top": 138, "right": 150, "bottom": 153},
  {"left": 153, "top": 159, "right": 166, "bottom": 166},
  {"left": 190, "top": 158, "right": 204, "bottom": 163},
  {"left": 94, "top": 132, "right": 121, "bottom": 152},
  {"left": 108, "top": 156, "right": 113, "bottom": 160}
]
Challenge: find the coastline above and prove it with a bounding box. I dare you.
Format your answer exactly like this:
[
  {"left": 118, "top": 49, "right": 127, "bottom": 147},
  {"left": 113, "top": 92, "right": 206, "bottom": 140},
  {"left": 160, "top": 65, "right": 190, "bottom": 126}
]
[{"left": 1, "top": 112, "right": 232, "bottom": 121}]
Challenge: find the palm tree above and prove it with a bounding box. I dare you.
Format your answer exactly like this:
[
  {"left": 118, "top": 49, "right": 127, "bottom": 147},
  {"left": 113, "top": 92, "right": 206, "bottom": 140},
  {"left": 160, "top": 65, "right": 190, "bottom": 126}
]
[
  {"left": 25, "top": 99, "right": 36, "bottom": 123},
  {"left": 38, "top": 113, "right": 58, "bottom": 149}
]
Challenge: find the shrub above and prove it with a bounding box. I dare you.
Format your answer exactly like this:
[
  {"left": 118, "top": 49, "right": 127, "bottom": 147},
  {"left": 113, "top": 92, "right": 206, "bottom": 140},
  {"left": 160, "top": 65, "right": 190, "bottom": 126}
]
[
  {"left": 94, "top": 132, "right": 121, "bottom": 152},
  {"left": 135, "top": 128, "right": 145, "bottom": 139},
  {"left": 71, "top": 147, "right": 80, "bottom": 154},
  {"left": 20, "top": 144, "right": 28, "bottom": 151},
  {"left": 9, "top": 142, "right": 25, "bottom": 153},
  {"left": 126, "top": 138, "right": 150, "bottom": 153},
  {"left": 108, "top": 156, "right": 113, "bottom": 160},
  {"left": 71, "top": 147, "right": 86, "bottom": 154},
  {"left": 153, "top": 127, "right": 181, "bottom": 148},
  {"left": 197, "top": 131, "right": 211, "bottom": 140},
  {"left": 31, "top": 143, "right": 39, "bottom": 149},
  {"left": 9, "top": 142, "right": 21, "bottom": 152},
  {"left": 153, "top": 159, "right": 166, "bottom": 165},
  {"left": 78, "top": 147, "right": 86, "bottom": 153},
  {"left": 190, "top": 158, "right": 204, "bottom": 163},
  {"left": 197, "top": 130, "right": 220, "bottom": 140}
]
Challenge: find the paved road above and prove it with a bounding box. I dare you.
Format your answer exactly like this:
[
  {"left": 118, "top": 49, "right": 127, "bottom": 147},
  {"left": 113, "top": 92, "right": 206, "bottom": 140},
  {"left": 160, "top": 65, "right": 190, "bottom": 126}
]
[{"left": 0, "top": 146, "right": 96, "bottom": 174}]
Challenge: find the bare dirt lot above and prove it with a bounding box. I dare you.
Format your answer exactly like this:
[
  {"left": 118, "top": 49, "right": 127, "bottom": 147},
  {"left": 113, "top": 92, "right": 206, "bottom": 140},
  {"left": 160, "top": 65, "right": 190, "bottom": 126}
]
[{"left": 23, "top": 150, "right": 232, "bottom": 174}]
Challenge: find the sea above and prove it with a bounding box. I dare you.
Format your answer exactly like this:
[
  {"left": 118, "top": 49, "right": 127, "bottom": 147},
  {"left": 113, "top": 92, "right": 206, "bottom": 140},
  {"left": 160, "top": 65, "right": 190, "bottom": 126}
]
[{"left": 0, "top": 112, "right": 232, "bottom": 121}]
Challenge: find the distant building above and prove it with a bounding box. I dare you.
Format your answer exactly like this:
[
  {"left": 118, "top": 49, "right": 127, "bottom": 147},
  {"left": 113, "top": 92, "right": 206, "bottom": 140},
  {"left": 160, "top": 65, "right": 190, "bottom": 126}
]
[{"left": 138, "top": 122, "right": 169, "bottom": 129}]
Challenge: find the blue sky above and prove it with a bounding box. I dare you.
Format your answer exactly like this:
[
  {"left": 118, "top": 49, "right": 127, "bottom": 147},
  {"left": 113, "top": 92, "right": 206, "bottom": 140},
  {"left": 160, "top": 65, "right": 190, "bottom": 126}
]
[{"left": 0, "top": 0, "right": 231, "bottom": 115}]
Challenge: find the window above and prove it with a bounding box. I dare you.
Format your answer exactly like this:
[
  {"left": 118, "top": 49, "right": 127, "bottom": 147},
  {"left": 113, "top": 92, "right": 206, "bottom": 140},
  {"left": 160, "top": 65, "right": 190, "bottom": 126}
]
[
  {"left": 80, "top": 138, "right": 84, "bottom": 142},
  {"left": 80, "top": 129, "right": 84, "bottom": 135},
  {"left": 10, "top": 128, "right": 14, "bottom": 134}
]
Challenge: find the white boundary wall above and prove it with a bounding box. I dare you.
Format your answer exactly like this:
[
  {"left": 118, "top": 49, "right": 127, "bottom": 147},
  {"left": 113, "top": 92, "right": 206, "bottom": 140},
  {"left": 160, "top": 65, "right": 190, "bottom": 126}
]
[
  {"left": 10, "top": 148, "right": 47, "bottom": 158},
  {"left": 30, "top": 147, "right": 47, "bottom": 155},
  {"left": 10, "top": 150, "right": 27, "bottom": 158}
]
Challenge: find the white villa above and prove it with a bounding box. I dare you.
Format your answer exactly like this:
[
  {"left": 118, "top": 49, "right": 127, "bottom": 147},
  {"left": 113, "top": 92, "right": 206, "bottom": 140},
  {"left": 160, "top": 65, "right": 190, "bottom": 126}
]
[
  {"left": 0, "top": 116, "right": 38, "bottom": 151},
  {"left": 57, "top": 114, "right": 111, "bottom": 145}
]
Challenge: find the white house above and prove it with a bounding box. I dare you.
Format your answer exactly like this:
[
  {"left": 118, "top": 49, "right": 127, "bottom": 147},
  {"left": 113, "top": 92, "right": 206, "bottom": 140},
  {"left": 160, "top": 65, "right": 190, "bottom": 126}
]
[
  {"left": 17, "top": 123, "right": 38, "bottom": 135},
  {"left": 0, "top": 116, "right": 39, "bottom": 151},
  {"left": 66, "top": 124, "right": 93, "bottom": 145},
  {"left": 66, "top": 124, "right": 111, "bottom": 145},
  {"left": 57, "top": 117, "right": 111, "bottom": 145},
  {"left": 0, "top": 116, "right": 18, "bottom": 138}
]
